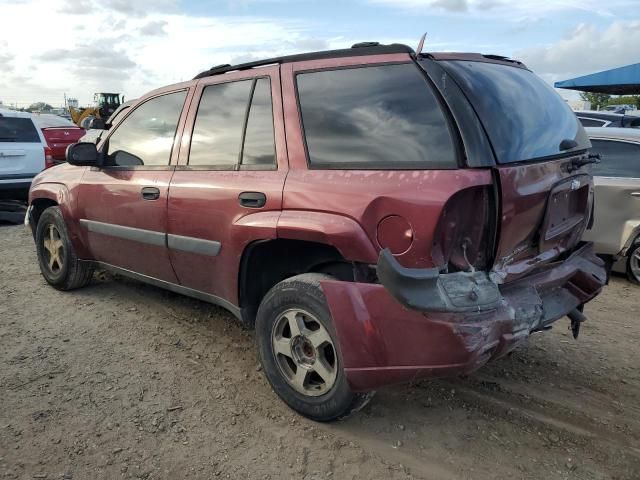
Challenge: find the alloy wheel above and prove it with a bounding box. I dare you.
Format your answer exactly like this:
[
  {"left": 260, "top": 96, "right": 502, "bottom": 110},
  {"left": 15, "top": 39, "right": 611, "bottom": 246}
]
[
  {"left": 42, "top": 223, "right": 64, "bottom": 274},
  {"left": 271, "top": 308, "right": 338, "bottom": 396}
]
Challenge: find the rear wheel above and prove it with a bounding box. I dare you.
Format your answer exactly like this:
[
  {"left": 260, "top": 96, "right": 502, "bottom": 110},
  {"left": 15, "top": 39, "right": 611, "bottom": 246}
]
[
  {"left": 35, "top": 206, "right": 93, "bottom": 290},
  {"left": 627, "top": 242, "right": 640, "bottom": 284},
  {"left": 255, "top": 273, "right": 373, "bottom": 421}
]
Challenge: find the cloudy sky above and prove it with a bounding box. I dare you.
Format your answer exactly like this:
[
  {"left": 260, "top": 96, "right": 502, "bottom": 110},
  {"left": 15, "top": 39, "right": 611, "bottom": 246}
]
[{"left": 0, "top": 0, "right": 639, "bottom": 107}]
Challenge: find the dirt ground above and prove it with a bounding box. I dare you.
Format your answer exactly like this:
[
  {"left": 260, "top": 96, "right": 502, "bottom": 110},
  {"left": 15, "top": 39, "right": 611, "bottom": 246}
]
[{"left": 0, "top": 223, "right": 639, "bottom": 480}]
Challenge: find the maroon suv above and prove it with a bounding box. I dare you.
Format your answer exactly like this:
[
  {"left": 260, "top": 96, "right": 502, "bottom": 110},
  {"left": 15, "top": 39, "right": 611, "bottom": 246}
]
[{"left": 27, "top": 43, "right": 606, "bottom": 421}]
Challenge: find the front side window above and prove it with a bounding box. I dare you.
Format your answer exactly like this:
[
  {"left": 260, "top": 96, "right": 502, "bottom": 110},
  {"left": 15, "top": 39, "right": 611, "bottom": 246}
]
[
  {"left": 296, "top": 63, "right": 457, "bottom": 169},
  {"left": 105, "top": 90, "right": 187, "bottom": 167},
  {"left": 591, "top": 139, "right": 640, "bottom": 178},
  {"left": 188, "top": 78, "right": 276, "bottom": 168}
]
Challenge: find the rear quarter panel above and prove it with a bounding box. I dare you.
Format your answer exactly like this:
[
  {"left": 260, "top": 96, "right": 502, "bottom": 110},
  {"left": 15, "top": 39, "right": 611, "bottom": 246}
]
[{"left": 280, "top": 55, "right": 492, "bottom": 268}]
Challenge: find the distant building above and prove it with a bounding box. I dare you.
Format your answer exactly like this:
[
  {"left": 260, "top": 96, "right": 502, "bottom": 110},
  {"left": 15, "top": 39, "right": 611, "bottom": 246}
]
[
  {"left": 67, "top": 98, "right": 79, "bottom": 108},
  {"left": 567, "top": 100, "right": 591, "bottom": 111}
]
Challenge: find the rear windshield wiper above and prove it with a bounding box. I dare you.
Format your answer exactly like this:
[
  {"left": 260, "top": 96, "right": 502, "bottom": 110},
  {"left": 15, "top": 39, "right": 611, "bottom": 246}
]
[{"left": 567, "top": 153, "right": 600, "bottom": 173}]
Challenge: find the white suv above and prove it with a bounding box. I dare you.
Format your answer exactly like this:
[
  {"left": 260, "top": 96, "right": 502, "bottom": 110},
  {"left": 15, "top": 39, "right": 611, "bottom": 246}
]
[{"left": 0, "top": 108, "right": 50, "bottom": 200}]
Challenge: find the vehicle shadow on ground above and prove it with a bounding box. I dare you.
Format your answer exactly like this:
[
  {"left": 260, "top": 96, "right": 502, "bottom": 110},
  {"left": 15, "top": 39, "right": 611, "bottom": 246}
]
[{"left": 72, "top": 269, "right": 640, "bottom": 479}]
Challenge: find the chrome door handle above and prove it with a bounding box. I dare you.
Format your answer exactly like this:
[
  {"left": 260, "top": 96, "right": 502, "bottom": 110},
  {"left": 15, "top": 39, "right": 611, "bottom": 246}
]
[{"left": 631, "top": 192, "right": 640, "bottom": 197}]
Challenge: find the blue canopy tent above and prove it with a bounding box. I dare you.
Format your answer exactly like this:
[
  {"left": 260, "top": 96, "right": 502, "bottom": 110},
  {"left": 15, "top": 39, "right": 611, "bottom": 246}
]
[{"left": 554, "top": 63, "right": 640, "bottom": 95}]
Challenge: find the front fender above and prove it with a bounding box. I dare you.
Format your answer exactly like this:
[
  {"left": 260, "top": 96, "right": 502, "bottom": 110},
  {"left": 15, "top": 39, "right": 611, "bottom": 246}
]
[{"left": 29, "top": 182, "right": 91, "bottom": 259}]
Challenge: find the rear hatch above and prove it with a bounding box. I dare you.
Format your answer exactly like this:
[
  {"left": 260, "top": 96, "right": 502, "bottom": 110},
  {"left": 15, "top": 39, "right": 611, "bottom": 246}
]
[
  {"left": 0, "top": 116, "right": 45, "bottom": 179},
  {"left": 436, "top": 58, "right": 594, "bottom": 283},
  {"left": 41, "top": 126, "right": 85, "bottom": 160},
  {"left": 32, "top": 114, "right": 85, "bottom": 161}
]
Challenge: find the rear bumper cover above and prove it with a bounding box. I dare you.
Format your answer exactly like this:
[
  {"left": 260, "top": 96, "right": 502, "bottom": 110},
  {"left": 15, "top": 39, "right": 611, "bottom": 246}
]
[{"left": 321, "top": 242, "right": 606, "bottom": 391}]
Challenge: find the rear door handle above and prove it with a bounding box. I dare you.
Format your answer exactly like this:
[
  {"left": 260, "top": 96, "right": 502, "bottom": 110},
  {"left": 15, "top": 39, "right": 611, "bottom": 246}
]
[
  {"left": 141, "top": 186, "right": 160, "bottom": 200},
  {"left": 631, "top": 192, "right": 640, "bottom": 198},
  {"left": 238, "top": 191, "right": 266, "bottom": 208}
]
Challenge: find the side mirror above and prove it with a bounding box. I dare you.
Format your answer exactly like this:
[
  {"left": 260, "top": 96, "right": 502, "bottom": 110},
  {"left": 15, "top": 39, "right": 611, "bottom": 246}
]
[
  {"left": 66, "top": 142, "right": 100, "bottom": 166},
  {"left": 87, "top": 117, "right": 106, "bottom": 130}
]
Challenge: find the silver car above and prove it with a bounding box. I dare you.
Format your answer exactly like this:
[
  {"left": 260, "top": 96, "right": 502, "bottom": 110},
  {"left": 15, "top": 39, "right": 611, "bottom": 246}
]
[{"left": 583, "top": 127, "right": 640, "bottom": 283}]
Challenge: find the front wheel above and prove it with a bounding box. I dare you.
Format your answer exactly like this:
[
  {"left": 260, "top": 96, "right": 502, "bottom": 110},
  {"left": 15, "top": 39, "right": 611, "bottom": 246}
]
[
  {"left": 35, "top": 206, "right": 94, "bottom": 290},
  {"left": 627, "top": 242, "right": 640, "bottom": 284},
  {"left": 255, "top": 273, "right": 373, "bottom": 421}
]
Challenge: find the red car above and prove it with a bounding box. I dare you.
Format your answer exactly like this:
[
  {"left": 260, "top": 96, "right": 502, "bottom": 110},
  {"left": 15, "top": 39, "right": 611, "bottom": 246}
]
[
  {"left": 32, "top": 114, "right": 85, "bottom": 164},
  {"left": 27, "top": 43, "right": 606, "bottom": 421}
]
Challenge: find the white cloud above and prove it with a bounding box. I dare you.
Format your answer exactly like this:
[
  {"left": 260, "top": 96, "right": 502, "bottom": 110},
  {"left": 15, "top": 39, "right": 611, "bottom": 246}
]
[
  {"left": 367, "top": 0, "right": 638, "bottom": 19},
  {"left": 516, "top": 21, "right": 640, "bottom": 79},
  {"left": 0, "top": 0, "right": 329, "bottom": 107}
]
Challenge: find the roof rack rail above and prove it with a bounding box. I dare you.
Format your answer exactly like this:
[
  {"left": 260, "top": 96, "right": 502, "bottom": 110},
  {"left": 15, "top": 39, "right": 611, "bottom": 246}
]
[
  {"left": 482, "top": 54, "right": 523, "bottom": 65},
  {"left": 193, "top": 43, "right": 414, "bottom": 80},
  {"left": 351, "top": 41, "right": 380, "bottom": 48}
]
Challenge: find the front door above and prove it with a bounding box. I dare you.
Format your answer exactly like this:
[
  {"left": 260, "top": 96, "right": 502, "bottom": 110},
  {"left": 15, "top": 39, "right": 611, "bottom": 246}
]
[
  {"left": 76, "top": 88, "right": 191, "bottom": 282},
  {"left": 167, "top": 66, "right": 287, "bottom": 305}
]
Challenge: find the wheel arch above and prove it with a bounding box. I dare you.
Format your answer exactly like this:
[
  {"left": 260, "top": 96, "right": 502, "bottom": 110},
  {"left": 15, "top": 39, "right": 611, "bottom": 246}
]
[
  {"left": 29, "top": 183, "right": 90, "bottom": 259},
  {"left": 238, "top": 238, "right": 373, "bottom": 327}
]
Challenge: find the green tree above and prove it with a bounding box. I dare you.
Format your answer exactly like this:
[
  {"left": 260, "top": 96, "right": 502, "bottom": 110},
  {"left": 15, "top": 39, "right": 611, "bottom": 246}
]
[
  {"left": 27, "top": 102, "right": 53, "bottom": 112},
  {"left": 579, "top": 92, "right": 611, "bottom": 110},
  {"left": 607, "top": 95, "right": 640, "bottom": 109}
]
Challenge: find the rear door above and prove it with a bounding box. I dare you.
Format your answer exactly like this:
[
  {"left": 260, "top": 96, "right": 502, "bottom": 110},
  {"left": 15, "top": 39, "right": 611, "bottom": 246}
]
[
  {"left": 0, "top": 116, "right": 45, "bottom": 182},
  {"left": 434, "top": 59, "right": 594, "bottom": 283},
  {"left": 76, "top": 87, "right": 191, "bottom": 282},
  {"left": 583, "top": 138, "right": 640, "bottom": 254},
  {"left": 167, "top": 66, "right": 287, "bottom": 305}
]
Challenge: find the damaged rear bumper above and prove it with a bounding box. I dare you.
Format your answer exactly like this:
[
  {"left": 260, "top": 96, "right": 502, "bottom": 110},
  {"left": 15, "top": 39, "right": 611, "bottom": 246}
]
[{"left": 321, "top": 242, "right": 606, "bottom": 391}]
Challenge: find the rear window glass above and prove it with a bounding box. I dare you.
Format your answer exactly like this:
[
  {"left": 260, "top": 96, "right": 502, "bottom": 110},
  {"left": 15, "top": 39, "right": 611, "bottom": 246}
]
[
  {"left": 32, "top": 115, "right": 76, "bottom": 129},
  {"left": 590, "top": 139, "right": 640, "bottom": 178},
  {"left": 438, "top": 60, "right": 590, "bottom": 164},
  {"left": 296, "top": 63, "right": 457, "bottom": 169},
  {"left": 0, "top": 117, "right": 40, "bottom": 143}
]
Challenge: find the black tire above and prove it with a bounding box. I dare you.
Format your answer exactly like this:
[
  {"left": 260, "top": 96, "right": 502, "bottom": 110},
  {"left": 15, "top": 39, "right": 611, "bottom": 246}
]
[
  {"left": 626, "top": 241, "right": 640, "bottom": 284},
  {"left": 35, "top": 206, "right": 93, "bottom": 290},
  {"left": 255, "top": 273, "right": 373, "bottom": 421}
]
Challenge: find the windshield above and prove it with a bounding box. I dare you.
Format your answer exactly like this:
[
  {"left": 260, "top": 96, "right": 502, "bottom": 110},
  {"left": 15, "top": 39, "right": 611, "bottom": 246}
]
[{"left": 436, "top": 60, "right": 590, "bottom": 164}]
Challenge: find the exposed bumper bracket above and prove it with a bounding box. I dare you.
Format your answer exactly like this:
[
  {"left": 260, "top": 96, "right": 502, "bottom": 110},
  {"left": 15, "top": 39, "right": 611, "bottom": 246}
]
[{"left": 376, "top": 248, "right": 501, "bottom": 313}]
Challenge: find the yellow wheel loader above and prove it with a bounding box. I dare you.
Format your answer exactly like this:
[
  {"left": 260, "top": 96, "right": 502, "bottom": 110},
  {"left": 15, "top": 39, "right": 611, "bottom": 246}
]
[{"left": 69, "top": 93, "right": 123, "bottom": 128}]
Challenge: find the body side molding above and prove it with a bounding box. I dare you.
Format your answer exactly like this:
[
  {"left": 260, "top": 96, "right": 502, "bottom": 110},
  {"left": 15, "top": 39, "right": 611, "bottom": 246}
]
[
  {"left": 80, "top": 219, "right": 165, "bottom": 246},
  {"left": 167, "top": 234, "right": 221, "bottom": 256},
  {"left": 80, "top": 219, "right": 222, "bottom": 256}
]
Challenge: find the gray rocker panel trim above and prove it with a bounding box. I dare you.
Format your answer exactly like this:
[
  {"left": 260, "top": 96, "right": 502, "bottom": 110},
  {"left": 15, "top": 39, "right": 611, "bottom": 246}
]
[{"left": 95, "top": 262, "right": 241, "bottom": 320}]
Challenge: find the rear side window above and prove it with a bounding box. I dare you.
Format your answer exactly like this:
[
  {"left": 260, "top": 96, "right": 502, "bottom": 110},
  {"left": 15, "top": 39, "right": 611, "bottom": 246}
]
[
  {"left": 591, "top": 139, "right": 640, "bottom": 178},
  {"left": 242, "top": 79, "right": 276, "bottom": 167},
  {"left": 106, "top": 91, "right": 187, "bottom": 167},
  {"left": 438, "top": 60, "right": 591, "bottom": 164},
  {"left": 296, "top": 64, "right": 457, "bottom": 169},
  {"left": 188, "top": 78, "right": 276, "bottom": 169},
  {"left": 0, "top": 117, "right": 40, "bottom": 143}
]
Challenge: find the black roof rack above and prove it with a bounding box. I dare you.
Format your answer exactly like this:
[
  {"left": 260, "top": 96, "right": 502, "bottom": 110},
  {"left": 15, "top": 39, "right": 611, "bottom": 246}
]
[{"left": 193, "top": 43, "right": 414, "bottom": 79}]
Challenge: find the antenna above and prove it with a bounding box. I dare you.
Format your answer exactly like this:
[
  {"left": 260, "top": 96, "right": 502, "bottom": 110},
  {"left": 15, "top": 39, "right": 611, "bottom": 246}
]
[{"left": 416, "top": 32, "right": 427, "bottom": 56}]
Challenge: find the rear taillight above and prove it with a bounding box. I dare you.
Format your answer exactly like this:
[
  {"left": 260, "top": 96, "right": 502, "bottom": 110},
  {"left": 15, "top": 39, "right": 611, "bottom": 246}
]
[
  {"left": 431, "top": 185, "right": 497, "bottom": 272},
  {"left": 44, "top": 146, "right": 55, "bottom": 169}
]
